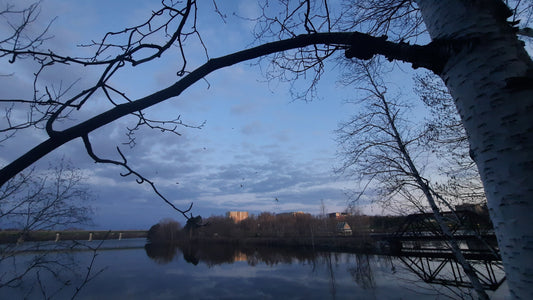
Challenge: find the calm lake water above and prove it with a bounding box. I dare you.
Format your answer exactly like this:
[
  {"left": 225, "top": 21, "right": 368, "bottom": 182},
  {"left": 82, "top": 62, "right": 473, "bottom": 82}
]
[{"left": 0, "top": 238, "right": 510, "bottom": 299}]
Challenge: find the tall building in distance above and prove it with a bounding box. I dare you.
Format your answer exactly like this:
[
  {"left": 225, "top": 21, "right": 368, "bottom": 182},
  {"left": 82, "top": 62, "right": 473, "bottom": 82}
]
[{"left": 226, "top": 211, "right": 249, "bottom": 223}]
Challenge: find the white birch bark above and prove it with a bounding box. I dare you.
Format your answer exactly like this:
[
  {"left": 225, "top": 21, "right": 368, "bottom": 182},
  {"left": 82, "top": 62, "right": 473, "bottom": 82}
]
[{"left": 416, "top": 0, "right": 533, "bottom": 298}]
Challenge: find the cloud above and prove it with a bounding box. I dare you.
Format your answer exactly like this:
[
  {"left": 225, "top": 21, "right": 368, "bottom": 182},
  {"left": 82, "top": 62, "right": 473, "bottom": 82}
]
[
  {"left": 241, "top": 121, "right": 264, "bottom": 135},
  {"left": 0, "top": 0, "right": 363, "bottom": 230},
  {"left": 230, "top": 102, "right": 261, "bottom": 115}
]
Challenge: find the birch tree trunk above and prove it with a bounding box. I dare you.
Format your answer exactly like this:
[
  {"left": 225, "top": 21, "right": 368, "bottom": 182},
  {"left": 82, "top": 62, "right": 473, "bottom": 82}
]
[{"left": 416, "top": 0, "right": 533, "bottom": 298}]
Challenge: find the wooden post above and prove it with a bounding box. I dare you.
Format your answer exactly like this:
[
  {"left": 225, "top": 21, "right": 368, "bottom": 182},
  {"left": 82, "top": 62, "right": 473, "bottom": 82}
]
[
  {"left": 119, "top": 232, "right": 123, "bottom": 240},
  {"left": 55, "top": 232, "right": 60, "bottom": 242},
  {"left": 88, "top": 232, "right": 93, "bottom": 241}
]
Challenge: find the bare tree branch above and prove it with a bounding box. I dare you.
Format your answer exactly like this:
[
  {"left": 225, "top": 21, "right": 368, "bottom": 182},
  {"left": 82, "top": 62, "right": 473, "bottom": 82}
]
[
  {"left": 82, "top": 134, "right": 193, "bottom": 219},
  {"left": 0, "top": 31, "right": 450, "bottom": 188}
]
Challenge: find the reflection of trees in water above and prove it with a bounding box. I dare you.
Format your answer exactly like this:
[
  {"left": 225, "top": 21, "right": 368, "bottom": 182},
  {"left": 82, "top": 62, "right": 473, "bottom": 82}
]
[
  {"left": 143, "top": 243, "right": 500, "bottom": 298},
  {"left": 192, "top": 243, "right": 236, "bottom": 266},
  {"left": 144, "top": 242, "right": 320, "bottom": 267},
  {"left": 145, "top": 242, "right": 246, "bottom": 266},
  {"left": 348, "top": 254, "right": 375, "bottom": 290},
  {"left": 144, "top": 243, "right": 180, "bottom": 264},
  {"left": 323, "top": 253, "right": 337, "bottom": 300},
  {"left": 145, "top": 240, "right": 376, "bottom": 300},
  {"left": 244, "top": 246, "right": 318, "bottom": 267}
]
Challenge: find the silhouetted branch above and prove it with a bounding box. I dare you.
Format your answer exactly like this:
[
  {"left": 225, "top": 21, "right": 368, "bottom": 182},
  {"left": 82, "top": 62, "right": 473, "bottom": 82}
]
[
  {"left": 82, "top": 135, "right": 193, "bottom": 219},
  {"left": 1, "top": 31, "right": 448, "bottom": 188},
  {"left": 0, "top": 158, "right": 92, "bottom": 235},
  {"left": 70, "top": 235, "right": 110, "bottom": 299}
]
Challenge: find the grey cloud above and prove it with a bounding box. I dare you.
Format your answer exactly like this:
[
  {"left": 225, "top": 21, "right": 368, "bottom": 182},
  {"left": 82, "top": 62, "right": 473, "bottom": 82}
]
[
  {"left": 230, "top": 102, "right": 260, "bottom": 115},
  {"left": 241, "top": 121, "right": 264, "bottom": 135}
]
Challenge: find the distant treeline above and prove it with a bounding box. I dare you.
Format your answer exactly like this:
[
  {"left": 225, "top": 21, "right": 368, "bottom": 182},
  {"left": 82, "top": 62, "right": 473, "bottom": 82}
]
[{"left": 147, "top": 213, "right": 408, "bottom": 244}]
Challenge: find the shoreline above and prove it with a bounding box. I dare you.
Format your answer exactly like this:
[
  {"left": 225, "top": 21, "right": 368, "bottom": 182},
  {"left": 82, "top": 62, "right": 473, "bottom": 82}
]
[
  {"left": 148, "top": 234, "right": 387, "bottom": 255},
  {"left": 0, "top": 230, "right": 148, "bottom": 244},
  {"left": 1, "top": 231, "right": 384, "bottom": 252},
  {"left": 1, "top": 230, "right": 394, "bottom": 256}
]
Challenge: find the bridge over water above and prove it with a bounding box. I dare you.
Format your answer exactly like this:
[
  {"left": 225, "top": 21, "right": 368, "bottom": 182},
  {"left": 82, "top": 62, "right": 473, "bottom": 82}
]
[
  {"left": 373, "top": 210, "right": 498, "bottom": 257},
  {"left": 371, "top": 210, "right": 505, "bottom": 290}
]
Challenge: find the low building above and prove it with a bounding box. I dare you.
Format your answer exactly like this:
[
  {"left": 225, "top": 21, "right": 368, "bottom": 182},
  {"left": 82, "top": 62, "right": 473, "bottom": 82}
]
[
  {"left": 226, "top": 211, "right": 249, "bottom": 223},
  {"left": 336, "top": 222, "right": 353, "bottom": 236}
]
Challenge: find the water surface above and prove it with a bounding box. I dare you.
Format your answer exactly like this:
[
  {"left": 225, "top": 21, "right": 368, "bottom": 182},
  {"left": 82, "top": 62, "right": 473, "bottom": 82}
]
[{"left": 0, "top": 239, "right": 509, "bottom": 299}]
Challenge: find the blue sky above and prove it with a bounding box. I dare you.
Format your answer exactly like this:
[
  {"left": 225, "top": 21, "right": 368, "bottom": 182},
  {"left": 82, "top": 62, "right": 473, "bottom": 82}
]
[{"left": 0, "top": 0, "right": 425, "bottom": 229}]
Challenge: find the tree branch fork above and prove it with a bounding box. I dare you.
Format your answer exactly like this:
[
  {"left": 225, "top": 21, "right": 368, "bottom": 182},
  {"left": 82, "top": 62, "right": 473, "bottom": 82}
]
[{"left": 0, "top": 31, "right": 451, "bottom": 212}]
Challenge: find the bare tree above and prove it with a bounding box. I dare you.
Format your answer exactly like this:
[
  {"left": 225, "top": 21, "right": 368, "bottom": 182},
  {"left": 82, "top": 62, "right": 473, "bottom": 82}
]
[
  {"left": 336, "top": 60, "right": 429, "bottom": 213},
  {"left": 0, "top": 0, "right": 203, "bottom": 220},
  {"left": 336, "top": 60, "right": 489, "bottom": 298},
  {"left": 0, "top": 1, "right": 532, "bottom": 296},
  {"left": 147, "top": 218, "right": 183, "bottom": 244},
  {"left": 0, "top": 159, "right": 92, "bottom": 237},
  {"left": 415, "top": 72, "right": 486, "bottom": 207},
  {"left": 0, "top": 158, "right": 96, "bottom": 298}
]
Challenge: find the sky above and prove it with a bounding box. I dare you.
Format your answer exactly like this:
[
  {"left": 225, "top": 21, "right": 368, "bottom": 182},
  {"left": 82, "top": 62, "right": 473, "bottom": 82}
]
[{"left": 0, "top": 0, "right": 428, "bottom": 229}]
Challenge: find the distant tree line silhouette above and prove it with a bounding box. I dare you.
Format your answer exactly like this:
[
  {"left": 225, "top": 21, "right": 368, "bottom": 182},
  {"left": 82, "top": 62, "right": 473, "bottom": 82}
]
[{"left": 147, "top": 213, "right": 410, "bottom": 243}]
